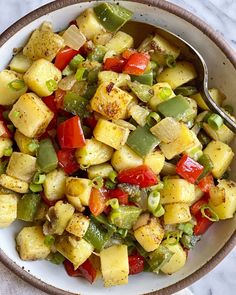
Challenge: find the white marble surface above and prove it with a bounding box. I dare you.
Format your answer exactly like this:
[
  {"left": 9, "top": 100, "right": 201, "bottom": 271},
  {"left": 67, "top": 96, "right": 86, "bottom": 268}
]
[{"left": 0, "top": 0, "right": 235, "bottom": 295}]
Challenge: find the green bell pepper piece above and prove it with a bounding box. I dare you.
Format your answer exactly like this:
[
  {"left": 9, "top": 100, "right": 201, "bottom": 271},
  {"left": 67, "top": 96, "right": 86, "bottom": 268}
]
[
  {"left": 108, "top": 205, "right": 142, "bottom": 229},
  {"left": 127, "top": 81, "right": 154, "bottom": 103},
  {"left": 94, "top": 3, "right": 133, "bottom": 32},
  {"left": 87, "top": 68, "right": 100, "bottom": 85},
  {"left": 63, "top": 92, "right": 89, "bottom": 118},
  {"left": 197, "top": 153, "right": 214, "bottom": 180},
  {"left": 17, "top": 193, "right": 41, "bottom": 222},
  {"left": 127, "top": 125, "right": 160, "bottom": 157},
  {"left": 148, "top": 245, "right": 173, "bottom": 273},
  {"left": 93, "top": 214, "right": 116, "bottom": 232},
  {"left": 180, "top": 234, "right": 200, "bottom": 250},
  {"left": 69, "top": 54, "right": 85, "bottom": 70},
  {"left": 37, "top": 138, "right": 58, "bottom": 173},
  {"left": 131, "top": 71, "right": 153, "bottom": 86},
  {"left": 88, "top": 45, "right": 106, "bottom": 63},
  {"left": 48, "top": 252, "right": 65, "bottom": 265},
  {"left": 83, "top": 85, "right": 97, "bottom": 100}
]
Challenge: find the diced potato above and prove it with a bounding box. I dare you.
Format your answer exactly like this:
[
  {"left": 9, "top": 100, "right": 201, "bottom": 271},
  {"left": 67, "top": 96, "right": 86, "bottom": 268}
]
[
  {"left": 149, "top": 82, "right": 175, "bottom": 110},
  {"left": 106, "top": 31, "right": 133, "bottom": 54},
  {"left": 67, "top": 195, "right": 84, "bottom": 212},
  {"left": 87, "top": 163, "right": 114, "bottom": 179},
  {"left": 98, "top": 71, "right": 130, "bottom": 88},
  {"left": 23, "top": 22, "right": 64, "bottom": 61},
  {"left": 164, "top": 203, "right": 191, "bottom": 224},
  {"left": 0, "top": 174, "right": 28, "bottom": 193},
  {"left": 111, "top": 144, "right": 143, "bottom": 172},
  {"left": 144, "top": 150, "right": 165, "bottom": 174},
  {"left": 43, "top": 201, "right": 74, "bottom": 235},
  {"left": 76, "top": 8, "right": 106, "bottom": 40},
  {"left": 0, "top": 70, "right": 27, "bottom": 105},
  {"left": 9, "top": 93, "right": 54, "bottom": 138},
  {"left": 134, "top": 217, "right": 164, "bottom": 252},
  {"left": 0, "top": 138, "right": 12, "bottom": 158},
  {"left": 90, "top": 82, "right": 133, "bottom": 120},
  {"left": 93, "top": 32, "right": 113, "bottom": 46},
  {"left": 100, "top": 245, "right": 129, "bottom": 287},
  {"left": 14, "top": 130, "right": 36, "bottom": 155},
  {"left": 128, "top": 104, "right": 150, "bottom": 127},
  {"left": 9, "top": 53, "right": 32, "bottom": 73},
  {"left": 161, "top": 179, "right": 195, "bottom": 204},
  {"left": 204, "top": 141, "right": 234, "bottom": 178},
  {"left": 158, "top": 61, "right": 197, "bottom": 89},
  {"left": 75, "top": 138, "right": 113, "bottom": 166},
  {"left": 43, "top": 169, "right": 66, "bottom": 202},
  {"left": 66, "top": 213, "right": 90, "bottom": 238},
  {"left": 203, "top": 122, "right": 234, "bottom": 144},
  {"left": 159, "top": 124, "right": 194, "bottom": 160},
  {"left": 93, "top": 119, "right": 130, "bottom": 150},
  {"left": 6, "top": 152, "right": 36, "bottom": 182},
  {"left": 0, "top": 194, "right": 17, "bottom": 228},
  {"left": 24, "top": 59, "right": 62, "bottom": 97},
  {"left": 209, "top": 179, "right": 236, "bottom": 219},
  {"left": 191, "top": 88, "right": 226, "bottom": 110},
  {"left": 56, "top": 235, "right": 94, "bottom": 269},
  {"left": 16, "top": 226, "right": 50, "bottom": 260},
  {"left": 161, "top": 240, "right": 187, "bottom": 274},
  {"left": 183, "top": 130, "right": 203, "bottom": 160},
  {"left": 188, "top": 186, "right": 204, "bottom": 206},
  {"left": 66, "top": 177, "right": 92, "bottom": 206},
  {"left": 150, "top": 117, "right": 181, "bottom": 143}
]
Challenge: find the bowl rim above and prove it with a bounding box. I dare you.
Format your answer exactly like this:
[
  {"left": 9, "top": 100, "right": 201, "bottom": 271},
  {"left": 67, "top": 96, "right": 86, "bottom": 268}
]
[{"left": 0, "top": 0, "right": 235, "bottom": 294}]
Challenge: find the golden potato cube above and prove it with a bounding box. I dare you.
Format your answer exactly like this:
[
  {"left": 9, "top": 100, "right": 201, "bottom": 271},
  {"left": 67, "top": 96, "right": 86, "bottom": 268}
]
[
  {"left": 0, "top": 70, "right": 27, "bottom": 105},
  {"left": 66, "top": 213, "right": 90, "bottom": 238},
  {"left": 134, "top": 217, "right": 164, "bottom": 252},
  {"left": 191, "top": 88, "right": 226, "bottom": 110},
  {"left": 111, "top": 144, "right": 143, "bottom": 172},
  {"left": 75, "top": 138, "right": 113, "bottom": 166},
  {"left": 164, "top": 203, "right": 191, "bottom": 225},
  {"left": 161, "top": 178, "right": 195, "bottom": 204},
  {"left": 158, "top": 61, "right": 197, "bottom": 89},
  {"left": 16, "top": 226, "right": 50, "bottom": 260},
  {"left": 90, "top": 82, "right": 133, "bottom": 120},
  {"left": 93, "top": 119, "right": 130, "bottom": 150},
  {"left": 0, "top": 194, "right": 17, "bottom": 228},
  {"left": 106, "top": 31, "right": 134, "bottom": 54},
  {"left": 43, "top": 169, "right": 66, "bottom": 202},
  {"left": 6, "top": 152, "right": 36, "bottom": 182},
  {"left": 144, "top": 150, "right": 165, "bottom": 174},
  {"left": 160, "top": 124, "right": 194, "bottom": 159},
  {"left": 0, "top": 138, "right": 12, "bottom": 158},
  {"left": 23, "top": 22, "right": 64, "bottom": 61},
  {"left": 87, "top": 163, "right": 114, "bottom": 179},
  {"left": 0, "top": 174, "right": 28, "bottom": 193},
  {"left": 204, "top": 141, "right": 234, "bottom": 178},
  {"left": 14, "top": 130, "right": 36, "bottom": 155},
  {"left": 9, "top": 93, "right": 54, "bottom": 138},
  {"left": 66, "top": 177, "right": 92, "bottom": 206},
  {"left": 128, "top": 104, "right": 150, "bottom": 127},
  {"left": 66, "top": 195, "right": 84, "bottom": 212},
  {"left": 203, "top": 122, "right": 234, "bottom": 144},
  {"left": 56, "top": 235, "right": 94, "bottom": 269},
  {"left": 100, "top": 245, "right": 129, "bottom": 287},
  {"left": 24, "top": 59, "right": 62, "bottom": 97},
  {"left": 149, "top": 82, "right": 175, "bottom": 110}
]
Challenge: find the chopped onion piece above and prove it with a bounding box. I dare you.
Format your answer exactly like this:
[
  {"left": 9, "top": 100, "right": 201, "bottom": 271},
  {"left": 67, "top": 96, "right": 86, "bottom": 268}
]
[
  {"left": 62, "top": 25, "right": 86, "bottom": 50},
  {"left": 58, "top": 75, "right": 77, "bottom": 91}
]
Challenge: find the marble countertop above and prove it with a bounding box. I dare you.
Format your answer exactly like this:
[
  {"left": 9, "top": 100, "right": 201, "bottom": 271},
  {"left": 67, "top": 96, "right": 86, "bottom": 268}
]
[{"left": 0, "top": 0, "right": 235, "bottom": 295}]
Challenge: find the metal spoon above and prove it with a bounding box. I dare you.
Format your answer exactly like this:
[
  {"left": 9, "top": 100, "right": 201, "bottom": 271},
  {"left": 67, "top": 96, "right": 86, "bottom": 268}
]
[{"left": 122, "top": 21, "right": 236, "bottom": 133}]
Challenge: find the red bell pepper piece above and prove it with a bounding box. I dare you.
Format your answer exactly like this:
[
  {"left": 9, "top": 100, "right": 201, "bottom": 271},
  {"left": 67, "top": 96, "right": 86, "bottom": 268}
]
[
  {"left": 57, "top": 116, "right": 85, "bottom": 149},
  {"left": 103, "top": 57, "right": 126, "bottom": 73},
  {"left": 198, "top": 174, "right": 215, "bottom": 193},
  {"left": 176, "top": 155, "right": 204, "bottom": 184},
  {"left": 122, "top": 49, "right": 136, "bottom": 60},
  {"left": 64, "top": 259, "right": 97, "bottom": 284},
  {"left": 55, "top": 89, "right": 66, "bottom": 110},
  {"left": 193, "top": 213, "right": 213, "bottom": 236},
  {"left": 117, "top": 165, "right": 157, "bottom": 188},
  {"left": 42, "top": 95, "right": 58, "bottom": 129},
  {"left": 89, "top": 188, "right": 108, "bottom": 217},
  {"left": 108, "top": 188, "right": 129, "bottom": 205},
  {"left": 57, "top": 149, "right": 80, "bottom": 175},
  {"left": 128, "top": 254, "right": 145, "bottom": 275},
  {"left": 0, "top": 121, "right": 12, "bottom": 138},
  {"left": 54, "top": 47, "right": 80, "bottom": 71},
  {"left": 83, "top": 115, "right": 98, "bottom": 130},
  {"left": 123, "top": 52, "right": 150, "bottom": 76},
  {"left": 190, "top": 196, "right": 209, "bottom": 216}
]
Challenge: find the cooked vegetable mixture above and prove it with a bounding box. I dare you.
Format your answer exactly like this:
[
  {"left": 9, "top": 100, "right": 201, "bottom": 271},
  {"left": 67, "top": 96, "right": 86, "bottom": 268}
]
[{"left": 0, "top": 2, "right": 236, "bottom": 288}]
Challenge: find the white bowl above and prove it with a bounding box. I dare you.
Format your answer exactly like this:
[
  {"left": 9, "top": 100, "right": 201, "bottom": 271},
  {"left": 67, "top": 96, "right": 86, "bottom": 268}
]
[{"left": 0, "top": 1, "right": 235, "bottom": 294}]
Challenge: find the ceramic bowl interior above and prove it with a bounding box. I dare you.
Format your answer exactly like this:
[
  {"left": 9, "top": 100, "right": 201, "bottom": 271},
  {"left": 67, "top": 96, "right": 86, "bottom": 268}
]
[{"left": 0, "top": 1, "right": 235, "bottom": 294}]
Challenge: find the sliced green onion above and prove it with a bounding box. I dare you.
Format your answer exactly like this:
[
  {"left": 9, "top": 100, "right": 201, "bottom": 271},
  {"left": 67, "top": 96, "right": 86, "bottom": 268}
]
[
  {"left": 146, "top": 112, "right": 161, "bottom": 126},
  {"left": 153, "top": 204, "right": 165, "bottom": 217},
  {"left": 75, "top": 67, "right": 87, "bottom": 81},
  {"left": 91, "top": 176, "right": 104, "bottom": 189},
  {"left": 117, "top": 228, "right": 128, "bottom": 238},
  {"left": 165, "top": 55, "right": 176, "bottom": 68},
  {"left": 105, "top": 179, "right": 116, "bottom": 189},
  {"left": 106, "top": 198, "right": 119, "bottom": 209},
  {"left": 69, "top": 54, "right": 85, "bottom": 69},
  {"left": 223, "top": 105, "right": 234, "bottom": 115},
  {"left": 165, "top": 231, "right": 182, "bottom": 245},
  {"left": 48, "top": 252, "right": 65, "bottom": 265},
  {"left": 200, "top": 205, "right": 219, "bottom": 222},
  {"left": 29, "top": 183, "right": 43, "bottom": 193},
  {"left": 46, "top": 79, "right": 58, "bottom": 92},
  {"left": 175, "top": 86, "right": 198, "bottom": 96},
  {"left": 28, "top": 140, "right": 39, "bottom": 153},
  {"left": 33, "top": 172, "right": 46, "bottom": 184},
  {"left": 44, "top": 235, "right": 55, "bottom": 247},
  {"left": 148, "top": 191, "right": 160, "bottom": 212},
  {"left": 207, "top": 113, "right": 223, "bottom": 130},
  {"left": 3, "top": 147, "right": 13, "bottom": 157},
  {"left": 108, "top": 170, "right": 118, "bottom": 183},
  {"left": 62, "top": 65, "right": 75, "bottom": 76},
  {"left": 177, "top": 223, "right": 194, "bottom": 236},
  {"left": 159, "top": 87, "right": 172, "bottom": 100},
  {"left": 8, "top": 79, "right": 25, "bottom": 91},
  {"left": 13, "top": 110, "right": 20, "bottom": 118},
  {"left": 150, "top": 182, "right": 164, "bottom": 192}
]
